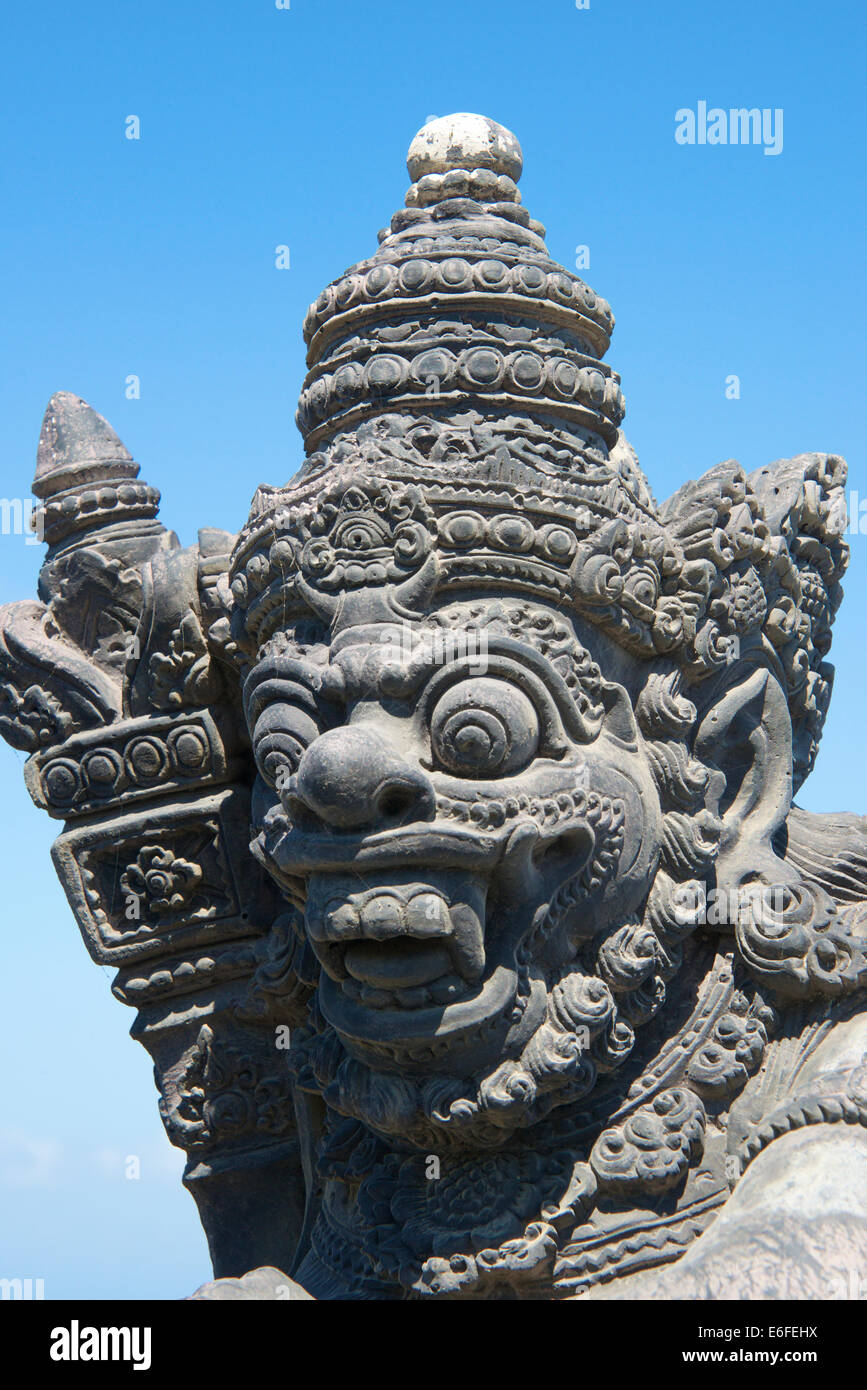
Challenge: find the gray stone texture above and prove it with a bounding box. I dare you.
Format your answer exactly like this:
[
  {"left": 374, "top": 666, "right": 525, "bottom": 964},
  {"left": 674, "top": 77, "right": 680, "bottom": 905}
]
[{"left": 1, "top": 116, "right": 864, "bottom": 1300}]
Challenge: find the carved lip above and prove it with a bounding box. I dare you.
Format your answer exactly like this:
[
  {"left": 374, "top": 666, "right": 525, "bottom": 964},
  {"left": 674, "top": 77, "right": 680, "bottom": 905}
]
[
  {"left": 266, "top": 807, "right": 592, "bottom": 879},
  {"left": 305, "top": 860, "right": 539, "bottom": 1058},
  {"left": 319, "top": 957, "right": 521, "bottom": 1058},
  {"left": 268, "top": 821, "right": 503, "bottom": 876},
  {"left": 305, "top": 870, "right": 488, "bottom": 1007}
]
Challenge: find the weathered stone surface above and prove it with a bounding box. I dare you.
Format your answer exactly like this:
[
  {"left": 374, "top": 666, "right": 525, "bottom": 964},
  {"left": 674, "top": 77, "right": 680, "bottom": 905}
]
[
  {"left": 188, "top": 1268, "right": 313, "bottom": 1301},
  {"left": 406, "top": 112, "right": 523, "bottom": 182},
  {"left": 1, "top": 114, "right": 864, "bottom": 1300}
]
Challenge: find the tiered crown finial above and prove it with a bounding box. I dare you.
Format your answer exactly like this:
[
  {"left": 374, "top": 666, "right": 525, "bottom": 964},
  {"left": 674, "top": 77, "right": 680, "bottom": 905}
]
[
  {"left": 297, "top": 112, "right": 619, "bottom": 459},
  {"left": 407, "top": 114, "right": 524, "bottom": 182},
  {"left": 35, "top": 392, "right": 136, "bottom": 495},
  {"left": 230, "top": 120, "right": 848, "bottom": 794}
]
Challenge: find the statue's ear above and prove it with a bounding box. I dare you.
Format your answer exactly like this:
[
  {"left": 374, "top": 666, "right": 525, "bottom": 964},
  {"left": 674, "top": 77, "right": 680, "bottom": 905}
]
[
  {"left": 693, "top": 664, "right": 866, "bottom": 1003},
  {"left": 600, "top": 679, "right": 640, "bottom": 744},
  {"left": 694, "top": 668, "right": 795, "bottom": 891}
]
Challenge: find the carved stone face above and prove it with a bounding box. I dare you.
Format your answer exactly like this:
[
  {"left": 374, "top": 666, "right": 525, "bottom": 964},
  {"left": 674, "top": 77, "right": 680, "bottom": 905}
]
[
  {"left": 246, "top": 597, "right": 665, "bottom": 1142},
  {"left": 1, "top": 111, "right": 862, "bottom": 1303}
]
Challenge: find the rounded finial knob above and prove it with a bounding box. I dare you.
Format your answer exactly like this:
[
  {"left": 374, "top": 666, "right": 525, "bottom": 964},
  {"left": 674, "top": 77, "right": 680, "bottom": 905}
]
[{"left": 407, "top": 114, "right": 523, "bottom": 184}]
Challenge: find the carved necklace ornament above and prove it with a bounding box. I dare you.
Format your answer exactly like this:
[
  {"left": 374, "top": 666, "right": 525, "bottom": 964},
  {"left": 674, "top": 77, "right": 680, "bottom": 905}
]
[{"left": 1, "top": 113, "right": 865, "bottom": 1301}]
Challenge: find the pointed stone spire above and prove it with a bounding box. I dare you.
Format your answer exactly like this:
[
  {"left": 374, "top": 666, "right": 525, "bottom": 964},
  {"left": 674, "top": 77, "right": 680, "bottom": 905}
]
[
  {"left": 34, "top": 392, "right": 138, "bottom": 499},
  {"left": 32, "top": 393, "right": 161, "bottom": 550}
]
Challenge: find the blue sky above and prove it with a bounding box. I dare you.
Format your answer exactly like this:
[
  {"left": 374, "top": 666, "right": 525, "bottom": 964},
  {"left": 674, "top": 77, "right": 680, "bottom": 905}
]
[{"left": 0, "top": 0, "right": 864, "bottom": 1298}]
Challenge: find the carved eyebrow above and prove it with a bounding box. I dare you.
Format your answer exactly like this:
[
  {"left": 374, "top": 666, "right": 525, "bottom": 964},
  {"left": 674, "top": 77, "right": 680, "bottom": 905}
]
[
  {"left": 373, "top": 630, "right": 494, "bottom": 692},
  {"left": 243, "top": 652, "right": 341, "bottom": 727},
  {"left": 409, "top": 636, "right": 605, "bottom": 746}
]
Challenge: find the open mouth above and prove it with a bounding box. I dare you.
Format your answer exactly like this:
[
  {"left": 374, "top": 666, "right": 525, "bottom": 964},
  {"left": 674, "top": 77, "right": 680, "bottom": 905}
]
[
  {"left": 305, "top": 866, "right": 538, "bottom": 1067},
  {"left": 256, "top": 805, "right": 597, "bottom": 1056},
  {"left": 305, "top": 869, "right": 487, "bottom": 1011}
]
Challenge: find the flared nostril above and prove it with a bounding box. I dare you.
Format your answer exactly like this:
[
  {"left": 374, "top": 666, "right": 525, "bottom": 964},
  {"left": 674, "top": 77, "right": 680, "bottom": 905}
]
[
  {"left": 377, "top": 788, "right": 413, "bottom": 820},
  {"left": 374, "top": 778, "right": 433, "bottom": 825},
  {"left": 289, "top": 727, "right": 435, "bottom": 830},
  {"left": 283, "top": 789, "right": 320, "bottom": 829}
]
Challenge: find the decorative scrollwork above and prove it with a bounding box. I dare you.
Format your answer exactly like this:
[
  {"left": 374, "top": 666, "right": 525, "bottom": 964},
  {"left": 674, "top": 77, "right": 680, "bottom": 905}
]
[
  {"left": 735, "top": 882, "right": 867, "bottom": 999},
  {"left": 590, "top": 1088, "right": 706, "bottom": 1193}
]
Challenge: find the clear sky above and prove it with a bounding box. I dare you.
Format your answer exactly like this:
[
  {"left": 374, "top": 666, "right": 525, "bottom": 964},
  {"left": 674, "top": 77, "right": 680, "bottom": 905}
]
[{"left": 0, "top": 0, "right": 864, "bottom": 1299}]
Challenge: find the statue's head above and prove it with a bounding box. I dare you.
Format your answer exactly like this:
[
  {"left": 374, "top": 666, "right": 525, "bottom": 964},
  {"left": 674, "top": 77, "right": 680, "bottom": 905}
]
[{"left": 225, "top": 115, "right": 858, "bottom": 1152}]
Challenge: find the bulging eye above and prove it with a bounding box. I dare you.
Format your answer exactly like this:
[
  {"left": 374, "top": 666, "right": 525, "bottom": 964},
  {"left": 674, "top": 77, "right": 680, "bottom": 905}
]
[
  {"left": 429, "top": 678, "right": 540, "bottom": 778},
  {"left": 253, "top": 704, "right": 321, "bottom": 788}
]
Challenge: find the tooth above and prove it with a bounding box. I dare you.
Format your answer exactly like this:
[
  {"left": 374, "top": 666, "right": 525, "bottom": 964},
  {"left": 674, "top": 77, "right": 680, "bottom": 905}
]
[
  {"left": 307, "top": 895, "right": 358, "bottom": 943},
  {"left": 359, "top": 984, "right": 394, "bottom": 1008},
  {"left": 360, "top": 895, "right": 404, "bottom": 939},
  {"left": 394, "top": 985, "right": 431, "bottom": 1008},
  {"left": 447, "top": 902, "right": 485, "bottom": 982},
  {"left": 324, "top": 902, "right": 361, "bottom": 940},
  {"left": 405, "top": 893, "right": 450, "bottom": 936}
]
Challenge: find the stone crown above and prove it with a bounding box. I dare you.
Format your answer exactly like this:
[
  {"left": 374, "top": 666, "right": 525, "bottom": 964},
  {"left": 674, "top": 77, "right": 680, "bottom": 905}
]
[
  {"left": 297, "top": 113, "right": 620, "bottom": 456},
  {"left": 229, "top": 118, "right": 848, "bottom": 796}
]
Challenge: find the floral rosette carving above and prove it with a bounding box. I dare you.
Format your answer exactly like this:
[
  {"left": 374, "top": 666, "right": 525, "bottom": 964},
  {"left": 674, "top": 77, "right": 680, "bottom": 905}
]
[
  {"left": 589, "top": 1087, "right": 706, "bottom": 1194},
  {"left": 120, "top": 845, "right": 203, "bottom": 915},
  {"left": 735, "top": 882, "right": 867, "bottom": 999}
]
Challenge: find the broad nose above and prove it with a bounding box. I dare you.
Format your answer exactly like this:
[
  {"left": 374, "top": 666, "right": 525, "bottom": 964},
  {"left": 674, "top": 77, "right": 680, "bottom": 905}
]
[{"left": 288, "top": 727, "right": 436, "bottom": 830}]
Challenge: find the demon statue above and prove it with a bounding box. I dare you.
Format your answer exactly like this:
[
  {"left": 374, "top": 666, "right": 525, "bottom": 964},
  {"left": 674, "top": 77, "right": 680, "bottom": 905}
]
[{"left": 2, "top": 114, "right": 865, "bottom": 1301}]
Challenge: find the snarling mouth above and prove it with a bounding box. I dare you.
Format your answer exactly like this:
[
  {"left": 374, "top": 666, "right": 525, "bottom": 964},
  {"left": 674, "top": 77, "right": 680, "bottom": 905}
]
[
  {"left": 306, "top": 869, "right": 487, "bottom": 1010},
  {"left": 304, "top": 863, "right": 542, "bottom": 1068},
  {"left": 310, "top": 877, "right": 538, "bottom": 1070},
  {"left": 255, "top": 807, "right": 598, "bottom": 1062}
]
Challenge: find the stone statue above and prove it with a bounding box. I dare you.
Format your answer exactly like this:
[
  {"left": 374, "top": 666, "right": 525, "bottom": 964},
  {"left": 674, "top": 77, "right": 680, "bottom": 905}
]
[{"left": 2, "top": 114, "right": 865, "bottom": 1301}]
